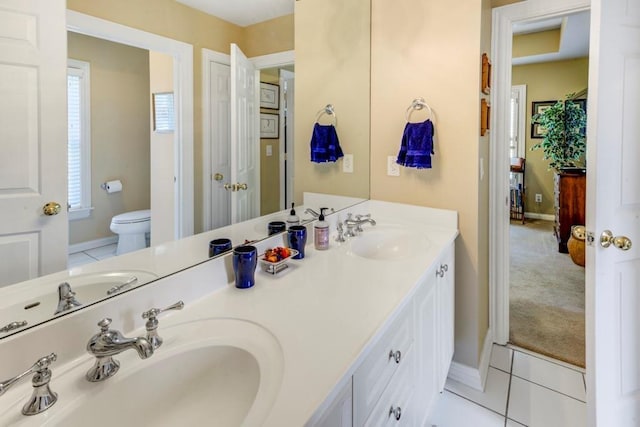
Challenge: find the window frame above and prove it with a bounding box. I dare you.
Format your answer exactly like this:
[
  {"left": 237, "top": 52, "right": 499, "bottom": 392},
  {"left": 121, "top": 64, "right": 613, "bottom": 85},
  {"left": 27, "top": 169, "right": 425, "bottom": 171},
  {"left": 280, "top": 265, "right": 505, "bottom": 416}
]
[{"left": 67, "top": 58, "right": 92, "bottom": 220}]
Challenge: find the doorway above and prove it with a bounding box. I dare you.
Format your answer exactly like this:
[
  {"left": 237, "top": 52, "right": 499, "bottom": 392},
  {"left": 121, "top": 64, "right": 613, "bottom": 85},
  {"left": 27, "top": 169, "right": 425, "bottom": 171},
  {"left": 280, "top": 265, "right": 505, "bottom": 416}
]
[{"left": 489, "top": 1, "right": 590, "bottom": 360}]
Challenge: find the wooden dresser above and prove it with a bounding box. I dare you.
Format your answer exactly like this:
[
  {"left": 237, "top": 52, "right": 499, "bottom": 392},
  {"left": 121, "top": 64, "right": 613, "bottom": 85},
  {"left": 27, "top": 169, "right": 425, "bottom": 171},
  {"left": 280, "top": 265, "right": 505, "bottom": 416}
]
[{"left": 554, "top": 169, "right": 586, "bottom": 253}]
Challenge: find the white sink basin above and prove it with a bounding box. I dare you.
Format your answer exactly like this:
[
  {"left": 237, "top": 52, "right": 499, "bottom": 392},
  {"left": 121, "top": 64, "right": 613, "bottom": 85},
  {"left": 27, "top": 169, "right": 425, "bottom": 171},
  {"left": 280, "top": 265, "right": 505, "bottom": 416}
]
[
  {"left": 0, "top": 271, "right": 158, "bottom": 336},
  {"left": 1, "top": 318, "right": 284, "bottom": 427},
  {"left": 348, "top": 225, "right": 430, "bottom": 260}
]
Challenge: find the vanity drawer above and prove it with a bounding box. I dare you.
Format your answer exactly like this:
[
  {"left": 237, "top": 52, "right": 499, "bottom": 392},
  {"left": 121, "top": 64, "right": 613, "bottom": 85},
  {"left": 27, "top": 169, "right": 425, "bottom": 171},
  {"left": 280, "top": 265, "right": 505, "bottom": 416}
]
[
  {"left": 363, "top": 347, "right": 415, "bottom": 427},
  {"left": 353, "top": 306, "right": 414, "bottom": 426}
]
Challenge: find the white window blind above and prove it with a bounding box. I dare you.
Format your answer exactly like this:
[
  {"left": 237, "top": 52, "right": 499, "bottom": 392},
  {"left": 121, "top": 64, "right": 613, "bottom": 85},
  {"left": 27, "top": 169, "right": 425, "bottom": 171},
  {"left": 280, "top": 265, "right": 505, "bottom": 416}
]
[
  {"left": 67, "top": 59, "right": 92, "bottom": 220},
  {"left": 153, "top": 92, "right": 175, "bottom": 132}
]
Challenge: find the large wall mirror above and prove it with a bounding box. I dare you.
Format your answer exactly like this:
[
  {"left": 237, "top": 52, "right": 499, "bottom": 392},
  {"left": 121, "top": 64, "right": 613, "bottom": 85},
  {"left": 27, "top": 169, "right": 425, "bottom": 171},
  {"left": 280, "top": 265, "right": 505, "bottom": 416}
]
[{"left": 0, "top": 0, "right": 371, "bottom": 338}]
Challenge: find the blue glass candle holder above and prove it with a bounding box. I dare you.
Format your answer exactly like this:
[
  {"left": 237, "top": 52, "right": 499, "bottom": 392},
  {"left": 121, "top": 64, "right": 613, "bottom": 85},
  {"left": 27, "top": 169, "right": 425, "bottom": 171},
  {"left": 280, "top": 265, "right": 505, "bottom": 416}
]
[
  {"left": 209, "top": 238, "right": 232, "bottom": 257},
  {"left": 288, "top": 225, "right": 307, "bottom": 259},
  {"left": 267, "top": 221, "right": 286, "bottom": 235},
  {"left": 232, "top": 245, "right": 258, "bottom": 289}
]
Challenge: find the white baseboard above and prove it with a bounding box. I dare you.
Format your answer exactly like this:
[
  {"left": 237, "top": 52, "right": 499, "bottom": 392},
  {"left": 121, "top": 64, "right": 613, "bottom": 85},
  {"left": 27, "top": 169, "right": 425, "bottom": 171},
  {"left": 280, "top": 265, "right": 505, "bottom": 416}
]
[
  {"left": 447, "top": 328, "right": 493, "bottom": 391},
  {"left": 524, "top": 212, "right": 555, "bottom": 221},
  {"left": 69, "top": 236, "right": 118, "bottom": 254}
]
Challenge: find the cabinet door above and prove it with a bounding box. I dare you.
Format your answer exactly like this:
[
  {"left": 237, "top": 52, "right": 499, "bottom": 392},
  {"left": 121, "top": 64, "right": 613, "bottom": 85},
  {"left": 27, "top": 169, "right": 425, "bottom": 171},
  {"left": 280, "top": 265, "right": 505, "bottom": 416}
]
[
  {"left": 413, "top": 267, "right": 439, "bottom": 425},
  {"left": 310, "top": 378, "right": 353, "bottom": 427},
  {"left": 436, "top": 243, "right": 455, "bottom": 391}
]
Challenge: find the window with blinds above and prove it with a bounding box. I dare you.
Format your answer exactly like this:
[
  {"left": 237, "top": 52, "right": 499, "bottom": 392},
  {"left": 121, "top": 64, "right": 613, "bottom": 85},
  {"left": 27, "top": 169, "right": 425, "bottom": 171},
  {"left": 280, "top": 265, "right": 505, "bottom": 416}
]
[{"left": 67, "top": 59, "right": 92, "bottom": 220}]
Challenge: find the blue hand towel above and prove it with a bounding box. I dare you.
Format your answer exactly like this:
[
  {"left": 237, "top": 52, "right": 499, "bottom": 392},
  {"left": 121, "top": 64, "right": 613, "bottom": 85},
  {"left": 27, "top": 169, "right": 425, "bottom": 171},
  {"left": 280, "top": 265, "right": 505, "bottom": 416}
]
[
  {"left": 310, "top": 123, "right": 344, "bottom": 163},
  {"left": 396, "top": 119, "right": 435, "bottom": 169}
]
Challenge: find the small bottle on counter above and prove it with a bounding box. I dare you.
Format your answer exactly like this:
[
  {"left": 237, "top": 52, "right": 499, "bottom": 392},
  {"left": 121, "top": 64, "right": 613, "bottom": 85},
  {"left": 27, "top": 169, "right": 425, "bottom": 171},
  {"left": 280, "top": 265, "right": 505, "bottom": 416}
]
[
  {"left": 286, "top": 203, "right": 300, "bottom": 227},
  {"left": 314, "top": 208, "right": 330, "bottom": 250}
]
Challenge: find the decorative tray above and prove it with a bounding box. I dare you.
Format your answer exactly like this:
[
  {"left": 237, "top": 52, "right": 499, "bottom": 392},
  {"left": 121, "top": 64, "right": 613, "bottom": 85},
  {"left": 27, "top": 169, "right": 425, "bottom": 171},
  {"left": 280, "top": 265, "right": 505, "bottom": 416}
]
[{"left": 259, "top": 248, "right": 299, "bottom": 275}]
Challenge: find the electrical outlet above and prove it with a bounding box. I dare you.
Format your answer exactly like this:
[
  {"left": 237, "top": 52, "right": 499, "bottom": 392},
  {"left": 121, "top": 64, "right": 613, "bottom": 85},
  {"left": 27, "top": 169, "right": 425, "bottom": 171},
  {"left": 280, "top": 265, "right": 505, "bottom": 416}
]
[
  {"left": 343, "top": 154, "right": 354, "bottom": 173},
  {"left": 387, "top": 156, "right": 400, "bottom": 177},
  {"left": 535, "top": 193, "right": 542, "bottom": 203}
]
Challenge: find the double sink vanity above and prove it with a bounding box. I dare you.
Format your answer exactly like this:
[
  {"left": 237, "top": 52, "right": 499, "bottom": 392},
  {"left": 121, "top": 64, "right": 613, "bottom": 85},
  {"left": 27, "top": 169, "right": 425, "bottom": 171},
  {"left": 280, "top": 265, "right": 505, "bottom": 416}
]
[{"left": 0, "top": 198, "right": 457, "bottom": 426}]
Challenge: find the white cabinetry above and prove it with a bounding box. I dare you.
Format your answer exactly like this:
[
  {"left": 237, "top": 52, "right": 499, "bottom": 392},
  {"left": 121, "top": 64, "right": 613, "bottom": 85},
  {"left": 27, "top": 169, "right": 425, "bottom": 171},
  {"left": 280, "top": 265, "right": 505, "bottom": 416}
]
[
  {"left": 312, "top": 379, "right": 353, "bottom": 427},
  {"left": 309, "top": 242, "right": 455, "bottom": 427}
]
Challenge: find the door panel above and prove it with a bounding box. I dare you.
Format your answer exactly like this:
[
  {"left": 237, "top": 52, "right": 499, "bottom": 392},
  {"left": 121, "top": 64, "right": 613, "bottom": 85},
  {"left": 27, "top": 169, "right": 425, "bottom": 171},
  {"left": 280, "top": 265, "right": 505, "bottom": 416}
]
[
  {"left": 0, "top": 0, "right": 67, "bottom": 287},
  {"left": 209, "top": 61, "right": 231, "bottom": 229},
  {"left": 588, "top": 0, "right": 640, "bottom": 424}
]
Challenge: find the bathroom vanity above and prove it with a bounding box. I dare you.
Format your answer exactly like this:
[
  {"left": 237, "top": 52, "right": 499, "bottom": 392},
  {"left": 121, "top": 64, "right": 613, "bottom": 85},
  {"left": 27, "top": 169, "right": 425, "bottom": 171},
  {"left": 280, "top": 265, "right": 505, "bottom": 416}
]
[{"left": 0, "top": 200, "right": 457, "bottom": 426}]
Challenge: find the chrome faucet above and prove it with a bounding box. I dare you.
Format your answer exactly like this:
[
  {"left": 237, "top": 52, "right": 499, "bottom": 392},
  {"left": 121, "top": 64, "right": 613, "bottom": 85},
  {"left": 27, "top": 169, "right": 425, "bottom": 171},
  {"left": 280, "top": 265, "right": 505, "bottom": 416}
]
[
  {"left": 304, "top": 207, "right": 334, "bottom": 219},
  {"left": 142, "top": 301, "right": 184, "bottom": 350},
  {"left": 54, "top": 282, "right": 82, "bottom": 315},
  {"left": 344, "top": 213, "right": 376, "bottom": 236},
  {"left": 0, "top": 353, "right": 58, "bottom": 415},
  {"left": 85, "top": 318, "right": 154, "bottom": 382}
]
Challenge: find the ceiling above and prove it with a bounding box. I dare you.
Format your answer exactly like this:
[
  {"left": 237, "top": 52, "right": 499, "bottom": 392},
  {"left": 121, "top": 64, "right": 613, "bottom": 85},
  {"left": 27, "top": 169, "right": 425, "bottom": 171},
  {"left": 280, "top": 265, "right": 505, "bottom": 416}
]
[
  {"left": 512, "top": 10, "right": 590, "bottom": 65},
  {"left": 176, "top": 0, "right": 294, "bottom": 27}
]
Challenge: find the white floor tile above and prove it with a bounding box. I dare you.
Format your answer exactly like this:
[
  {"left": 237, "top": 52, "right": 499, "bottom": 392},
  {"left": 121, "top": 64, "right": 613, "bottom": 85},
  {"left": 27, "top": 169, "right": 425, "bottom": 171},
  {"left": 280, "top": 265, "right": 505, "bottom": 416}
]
[
  {"left": 425, "top": 391, "right": 505, "bottom": 427},
  {"left": 84, "top": 244, "right": 117, "bottom": 260},
  {"left": 507, "top": 376, "right": 587, "bottom": 427},
  {"left": 490, "top": 344, "right": 513, "bottom": 373},
  {"left": 512, "top": 351, "right": 586, "bottom": 401},
  {"left": 506, "top": 419, "right": 526, "bottom": 426},
  {"left": 67, "top": 252, "right": 95, "bottom": 268},
  {"left": 445, "top": 367, "right": 510, "bottom": 415}
]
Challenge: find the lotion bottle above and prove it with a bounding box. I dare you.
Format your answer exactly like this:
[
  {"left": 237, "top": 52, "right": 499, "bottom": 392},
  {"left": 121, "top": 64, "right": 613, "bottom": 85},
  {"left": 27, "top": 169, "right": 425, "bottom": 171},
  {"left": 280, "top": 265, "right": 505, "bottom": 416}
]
[
  {"left": 314, "top": 208, "right": 330, "bottom": 250},
  {"left": 286, "top": 203, "right": 300, "bottom": 227}
]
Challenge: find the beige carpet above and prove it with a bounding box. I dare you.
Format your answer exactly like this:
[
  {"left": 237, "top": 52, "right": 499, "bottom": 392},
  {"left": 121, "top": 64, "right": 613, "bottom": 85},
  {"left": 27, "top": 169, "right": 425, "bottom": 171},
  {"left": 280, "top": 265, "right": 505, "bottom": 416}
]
[{"left": 509, "top": 219, "right": 585, "bottom": 368}]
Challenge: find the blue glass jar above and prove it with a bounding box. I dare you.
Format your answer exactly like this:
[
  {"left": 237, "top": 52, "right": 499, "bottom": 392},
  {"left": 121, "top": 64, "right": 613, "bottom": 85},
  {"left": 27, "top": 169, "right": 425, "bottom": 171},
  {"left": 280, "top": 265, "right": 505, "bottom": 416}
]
[{"left": 232, "top": 245, "right": 258, "bottom": 289}]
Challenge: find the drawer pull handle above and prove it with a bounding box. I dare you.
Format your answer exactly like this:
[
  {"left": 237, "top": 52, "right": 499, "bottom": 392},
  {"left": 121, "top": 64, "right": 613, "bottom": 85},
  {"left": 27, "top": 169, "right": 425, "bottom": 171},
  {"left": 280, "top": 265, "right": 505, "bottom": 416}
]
[
  {"left": 389, "top": 405, "right": 402, "bottom": 421},
  {"left": 389, "top": 350, "right": 402, "bottom": 364}
]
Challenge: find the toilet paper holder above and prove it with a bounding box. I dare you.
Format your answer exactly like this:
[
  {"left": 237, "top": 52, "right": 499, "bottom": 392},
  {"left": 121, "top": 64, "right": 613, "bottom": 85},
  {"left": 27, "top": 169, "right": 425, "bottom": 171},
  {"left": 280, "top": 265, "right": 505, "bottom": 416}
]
[{"left": 101, "top": 180, "right": 123, "bottom": 193}]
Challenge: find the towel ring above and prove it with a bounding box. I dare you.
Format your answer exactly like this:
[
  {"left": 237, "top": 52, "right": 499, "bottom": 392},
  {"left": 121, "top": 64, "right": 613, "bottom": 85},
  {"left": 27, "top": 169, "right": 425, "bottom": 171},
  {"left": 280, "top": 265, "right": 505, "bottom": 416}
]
[
  {"left": 315, "top": 104, "right": 338, "bottom": 126},
  {"left": 405, "top": 98, "right": 434, "bottom": 122}
]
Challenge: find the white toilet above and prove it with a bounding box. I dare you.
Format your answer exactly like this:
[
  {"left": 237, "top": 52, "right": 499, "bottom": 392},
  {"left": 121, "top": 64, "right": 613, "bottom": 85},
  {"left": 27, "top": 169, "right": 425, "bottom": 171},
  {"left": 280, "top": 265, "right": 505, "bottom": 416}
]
[{"left": 109, "top": 209, "right": 151, "bottom": 255}]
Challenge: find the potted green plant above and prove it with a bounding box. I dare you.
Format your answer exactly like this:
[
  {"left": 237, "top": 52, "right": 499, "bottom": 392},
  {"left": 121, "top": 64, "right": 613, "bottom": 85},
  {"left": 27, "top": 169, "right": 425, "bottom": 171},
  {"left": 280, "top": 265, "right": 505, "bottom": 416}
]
[{"left": 531, "top": 95, "right": 587, "bottom": 171}]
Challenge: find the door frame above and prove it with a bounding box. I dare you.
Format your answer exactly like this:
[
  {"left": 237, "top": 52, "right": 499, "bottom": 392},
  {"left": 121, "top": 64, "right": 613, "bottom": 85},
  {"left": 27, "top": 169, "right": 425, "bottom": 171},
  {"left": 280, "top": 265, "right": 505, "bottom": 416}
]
[
  {"left": 201, "top": 49, "right": 294, "bottom": 231},
  {"left": 489, "top": 0, "right": 590, "bottom": 344},
  {"left": 66, "top": 10, "right": 194, "bottom": 240}
]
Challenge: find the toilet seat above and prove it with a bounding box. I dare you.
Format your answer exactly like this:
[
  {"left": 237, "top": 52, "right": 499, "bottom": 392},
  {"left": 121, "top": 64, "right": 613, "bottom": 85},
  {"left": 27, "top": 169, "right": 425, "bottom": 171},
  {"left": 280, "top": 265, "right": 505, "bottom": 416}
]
[{"left": 111, "top": 209, "right": 150, "bottom": 225}]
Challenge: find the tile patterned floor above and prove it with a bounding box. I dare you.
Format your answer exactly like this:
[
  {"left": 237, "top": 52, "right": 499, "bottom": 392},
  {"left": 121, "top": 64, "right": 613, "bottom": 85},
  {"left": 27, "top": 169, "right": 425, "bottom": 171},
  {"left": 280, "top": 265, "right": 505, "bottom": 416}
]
[
  {"left": 426, "top": 344, "right": 587, "bottom": 427},
  {"left": 68, "top": 243, "right": 117, "bottom": 269}
]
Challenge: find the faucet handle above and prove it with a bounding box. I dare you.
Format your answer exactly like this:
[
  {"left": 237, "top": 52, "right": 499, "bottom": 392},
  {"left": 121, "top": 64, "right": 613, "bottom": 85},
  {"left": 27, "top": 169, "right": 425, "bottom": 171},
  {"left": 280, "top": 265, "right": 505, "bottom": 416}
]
[
  {"left": 142, "top": 301, "right": 184, "bottom": 320},
  {"left": 142, "top": 301, "right": 184, "bottom": 349},
  {"left": 0, "top": 353, "right": 58, "bottom": 415},
  {"left": 355, "top": 213, "right": 371, "bottom": 220},
  {"left": 97, "top": 318, "right": 112, "bottom": 332}
]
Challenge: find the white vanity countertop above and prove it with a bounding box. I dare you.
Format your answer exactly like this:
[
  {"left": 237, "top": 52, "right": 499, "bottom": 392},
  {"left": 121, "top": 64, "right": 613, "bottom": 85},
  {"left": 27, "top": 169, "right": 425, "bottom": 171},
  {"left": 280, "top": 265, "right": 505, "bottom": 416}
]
[{"left": 0, "top": 200, "right": 457, "bottom": 426}]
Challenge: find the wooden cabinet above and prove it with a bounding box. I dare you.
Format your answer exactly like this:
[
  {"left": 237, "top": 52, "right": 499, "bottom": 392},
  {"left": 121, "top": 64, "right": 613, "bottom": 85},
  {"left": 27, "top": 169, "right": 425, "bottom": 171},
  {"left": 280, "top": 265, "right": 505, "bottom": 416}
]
[{"left": 554, "top": 169, "right": 586, "bottom": 253}]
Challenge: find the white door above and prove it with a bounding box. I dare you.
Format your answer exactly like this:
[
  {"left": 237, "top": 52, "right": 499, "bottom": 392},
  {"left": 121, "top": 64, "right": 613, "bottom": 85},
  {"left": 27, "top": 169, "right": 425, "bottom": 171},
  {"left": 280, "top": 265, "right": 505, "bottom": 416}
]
[
  {"left": 230, "top": 44, "right": 260, "bottom": 223},
  {"left": 209, "top": 61, "right": 232, "bottom": 229},
  {"left": 587, "top": 0, "right": 640, "bottom": 424},
  {"left": 0, "top": 0, "right": 68, "bottom": 287}
]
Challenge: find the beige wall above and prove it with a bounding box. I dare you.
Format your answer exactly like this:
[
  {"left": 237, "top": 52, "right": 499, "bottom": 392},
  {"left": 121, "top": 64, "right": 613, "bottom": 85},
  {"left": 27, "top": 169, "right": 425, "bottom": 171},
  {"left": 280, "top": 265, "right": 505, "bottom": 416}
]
[
  {"left": 513, "top": 29, "right": 561, "bottom": 58},
  {"left": 370, "top": 0, "right": 489, "bottom": 367},
  {"left": 512, "top": 58, "right": 589, "bottom": 215},
  {"left": 67, "top": 0, "right": 294, "bottom": 234},
  {"left": 294, "top": 0, "right": 371, "bottom": 204},
  {"left": 68, "top": 33, "right": 151, "bottom": 245},
  {"left": 260, "top": 70, "right": 281, "bottom": 215}
]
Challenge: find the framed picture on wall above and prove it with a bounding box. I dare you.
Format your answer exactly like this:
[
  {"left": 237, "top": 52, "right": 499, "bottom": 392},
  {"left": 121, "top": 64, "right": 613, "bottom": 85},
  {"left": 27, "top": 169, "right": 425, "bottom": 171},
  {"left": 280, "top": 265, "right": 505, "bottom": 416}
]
[
  {"left": 531, "top": 100, "right": 556, "bottom": 138},
  {"left": 259, "top": 82, "right": 279, "bottom": 109},
  {"left": 260, "top": 113, "right": 279, "bottom": 139}
]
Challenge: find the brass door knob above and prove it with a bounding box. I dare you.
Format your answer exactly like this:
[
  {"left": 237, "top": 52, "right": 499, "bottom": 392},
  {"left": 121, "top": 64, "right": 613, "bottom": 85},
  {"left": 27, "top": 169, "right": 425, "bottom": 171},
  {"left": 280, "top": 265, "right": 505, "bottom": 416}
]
[
  {"left": 213, "top": 173, "right": 223, "bottom": 181},
  {"left": 224, "top": 183, "right": 237, "bottom": 192},
  {"left": 237, "top": 183, "right": 248, "bottom": 191},
  {"left": 600, "top": 230, "right": 632, "bottom": 251},
  {"left": 43, "top": 202, "right": 62, "bottom": 216}
]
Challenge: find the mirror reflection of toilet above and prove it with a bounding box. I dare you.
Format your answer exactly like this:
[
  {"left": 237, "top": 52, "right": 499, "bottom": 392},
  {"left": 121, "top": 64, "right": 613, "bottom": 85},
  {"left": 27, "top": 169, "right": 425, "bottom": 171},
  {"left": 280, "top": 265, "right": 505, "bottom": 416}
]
[{"left": 109, "top": 210, "right": 151, "bottom": 255}]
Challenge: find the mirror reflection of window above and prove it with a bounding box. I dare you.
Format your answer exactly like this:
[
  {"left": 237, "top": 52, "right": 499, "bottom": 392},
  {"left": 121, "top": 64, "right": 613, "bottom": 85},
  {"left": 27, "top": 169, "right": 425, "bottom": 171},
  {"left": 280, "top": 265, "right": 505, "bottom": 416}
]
[
  {"left": 67, "top": 59, "right": 92, "bottom": 220},
  {"left": 152, "top": 92, "right": 175, "bottom": 132}
]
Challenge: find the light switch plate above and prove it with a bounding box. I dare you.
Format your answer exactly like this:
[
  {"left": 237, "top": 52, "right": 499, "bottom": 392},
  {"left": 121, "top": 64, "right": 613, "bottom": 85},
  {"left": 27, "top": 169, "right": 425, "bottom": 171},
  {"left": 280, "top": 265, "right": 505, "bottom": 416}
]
[
  {"left": 343, "top": 154, "right": 354, "bottom": 173},
  {"left": 266, "top": 145, "right": 273, "bottom": 157},
  {"left": 387, "top": 156, "right": 400, "bottom": 176}
]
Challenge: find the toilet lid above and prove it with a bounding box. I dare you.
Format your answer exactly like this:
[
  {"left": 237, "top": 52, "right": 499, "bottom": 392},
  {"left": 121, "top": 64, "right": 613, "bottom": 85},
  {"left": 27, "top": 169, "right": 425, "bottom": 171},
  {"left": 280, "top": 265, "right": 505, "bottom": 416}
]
[{"left": 112, "top": 209, "right": 151, "bottom": 224}]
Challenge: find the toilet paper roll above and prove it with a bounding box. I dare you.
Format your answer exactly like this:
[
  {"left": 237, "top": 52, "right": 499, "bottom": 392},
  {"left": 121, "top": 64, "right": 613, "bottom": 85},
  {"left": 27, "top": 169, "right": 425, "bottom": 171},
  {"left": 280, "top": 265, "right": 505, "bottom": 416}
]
[{"left": 105, "top": 180, "right": 122, "bottom": 193}]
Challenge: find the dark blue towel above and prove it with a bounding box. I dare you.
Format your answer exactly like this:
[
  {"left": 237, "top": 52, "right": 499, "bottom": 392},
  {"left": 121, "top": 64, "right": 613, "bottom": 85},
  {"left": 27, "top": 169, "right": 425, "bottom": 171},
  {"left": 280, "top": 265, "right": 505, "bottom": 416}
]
[
  {"left": 310, "top": 123, "right": 344, "bottom": 163},
  {"left": 396, "top": 119, "right": 435, "bottom": 169}
]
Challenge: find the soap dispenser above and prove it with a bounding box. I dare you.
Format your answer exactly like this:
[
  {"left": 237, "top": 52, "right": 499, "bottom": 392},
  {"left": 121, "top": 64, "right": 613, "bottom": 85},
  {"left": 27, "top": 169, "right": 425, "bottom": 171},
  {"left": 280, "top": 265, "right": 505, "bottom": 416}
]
[
  {"left": 314, "top": 208, "right": 330, "bottom": 250},
  {"left": 286, "top": 203, "right": 300, "bottom": 227}
]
